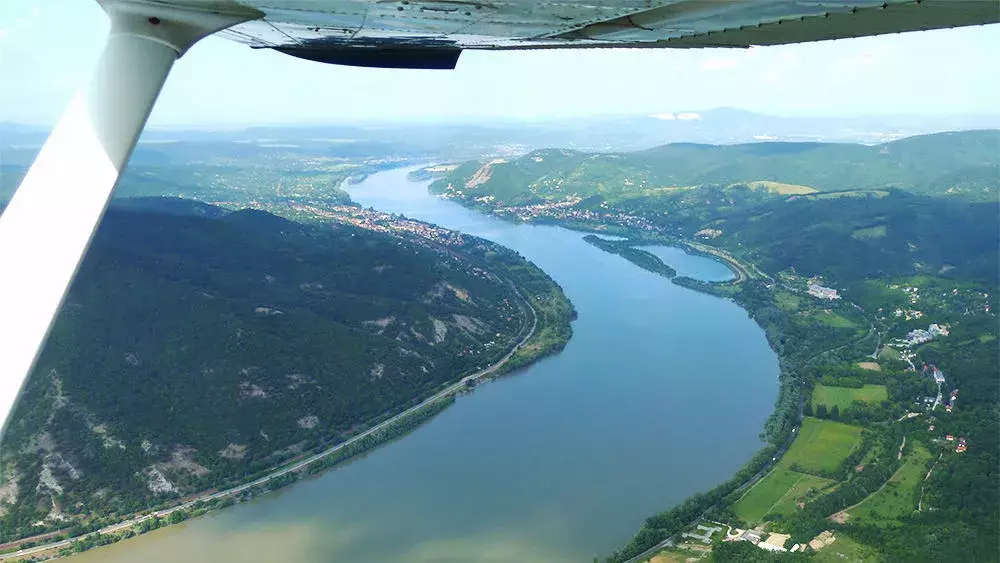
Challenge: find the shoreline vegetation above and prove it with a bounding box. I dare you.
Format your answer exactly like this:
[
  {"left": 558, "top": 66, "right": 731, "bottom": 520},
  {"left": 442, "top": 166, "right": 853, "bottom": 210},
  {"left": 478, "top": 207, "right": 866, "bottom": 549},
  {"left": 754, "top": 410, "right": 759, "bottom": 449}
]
[
  {"left": 417, "top": 163, "right": 891, "bottom": 560},
  {"left": 3, "top": 220, "right": 575, "bottom": 562},
  {"left": 444, "top": 134, "right": 996, "bottom": 561},
  {"left": 582, "top": 235, "right": 677, "bottom": 279},
  {"left": 576, "top": 233, "right": 807, "bottom": 561}
]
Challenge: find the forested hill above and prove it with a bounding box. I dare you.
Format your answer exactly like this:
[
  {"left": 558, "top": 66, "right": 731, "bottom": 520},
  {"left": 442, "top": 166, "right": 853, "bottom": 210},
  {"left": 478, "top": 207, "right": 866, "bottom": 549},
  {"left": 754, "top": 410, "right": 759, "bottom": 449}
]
[
  {"left": 0, "top": 198, "right": 557, "bottom": 540},
  {"left": 432, "top": 130, "right": 999, "bottom": 203}
]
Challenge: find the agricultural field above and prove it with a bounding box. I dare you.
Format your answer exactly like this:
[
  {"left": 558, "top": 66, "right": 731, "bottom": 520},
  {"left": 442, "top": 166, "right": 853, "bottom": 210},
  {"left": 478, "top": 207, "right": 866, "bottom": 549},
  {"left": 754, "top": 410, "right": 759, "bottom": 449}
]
[
  {"left": 812, "top": 384, "right": 888, "bottom": 411},
  {"left": 733, "top": 468, "right": 833, "bottom": 523},
  {"left": 812, "top": 309, "right": 858, "bottom": 329},
  {"left": 774, "top": 291, "right": 803, "bottom": 311},
  {"left": 781, "top": 417, "right": 863, "bottom": 474},
  {"left": 811, "top": 534, "right": 882, "bottom": 563},
  {"left": 744, "top": 180, "right": 818, "bottom": 195},
  {"left": 849, "top": 443, "right": 932, "bottom": 524}
]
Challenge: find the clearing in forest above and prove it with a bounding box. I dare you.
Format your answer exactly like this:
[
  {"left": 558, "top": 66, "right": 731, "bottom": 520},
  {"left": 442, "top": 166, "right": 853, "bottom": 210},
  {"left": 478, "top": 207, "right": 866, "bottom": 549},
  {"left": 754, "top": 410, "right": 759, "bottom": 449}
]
[
  {"left": 780, "top": 417, "right": 863, "bottom": 474},
  {"left": 812, "top": 384, "right": 888, "bottom": 411},
  {"left": 734, "top": 467, "right": 833, "bottom": 523}
]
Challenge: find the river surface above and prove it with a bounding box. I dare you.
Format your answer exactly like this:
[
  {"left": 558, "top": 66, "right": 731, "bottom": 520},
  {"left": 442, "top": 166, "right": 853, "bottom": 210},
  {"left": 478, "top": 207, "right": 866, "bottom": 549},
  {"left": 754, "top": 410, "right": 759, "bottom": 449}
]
[{"left": 72, "top": 167, "right": 778, "bottom": 563}]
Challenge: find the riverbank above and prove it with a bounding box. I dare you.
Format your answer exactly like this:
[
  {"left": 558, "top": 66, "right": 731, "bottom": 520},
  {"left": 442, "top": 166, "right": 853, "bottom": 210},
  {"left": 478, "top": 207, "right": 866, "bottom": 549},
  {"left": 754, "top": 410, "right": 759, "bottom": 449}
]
[
  {"left": 35, "top": 167, "right": 779, "bottom": 562},
  {"left": 401, "top": 196, "right": 852, "bottom": 562},
  {"left": 3, "top": 239, "right": 573, "bottom": 562}
]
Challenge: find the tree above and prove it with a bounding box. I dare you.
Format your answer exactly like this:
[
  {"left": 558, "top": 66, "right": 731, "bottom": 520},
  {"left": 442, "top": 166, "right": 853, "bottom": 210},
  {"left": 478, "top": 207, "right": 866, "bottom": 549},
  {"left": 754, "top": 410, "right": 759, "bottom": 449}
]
[
  {"left": 831, "top": 405, "right": 840, "bottom": 420},
  {"left": 804, "top": 402, "right": 814, "bottom": 416},
  {"left": 816, "top": 404, "right": 828, "bottom": 418}
]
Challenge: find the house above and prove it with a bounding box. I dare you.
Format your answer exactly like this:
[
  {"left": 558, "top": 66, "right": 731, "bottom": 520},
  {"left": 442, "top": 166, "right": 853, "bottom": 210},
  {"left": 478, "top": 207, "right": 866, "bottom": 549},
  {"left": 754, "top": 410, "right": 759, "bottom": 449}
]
[
  {"left": 928, "top": 425, "right": 935, "bottom": 431},
  {"left": 932, "top": 368, "right": 946, "bottom": 384},
  {"left": 946, "top": 435, "right": 955, "bottom": 441},
  {"left": 957, "top": 437, "right": 967, "bottom": 453},
  {"left": 740, "top": 530, "right": 763, "bottom": 545},
  {"left": 808, "top": 284, "right": 840, "bottom": 300},
  {"left": 906, "top": 329, "right": 934, "bottom": 345},
  {"left": 946, "top": 404, "right": 953, "bottom": 413},
  {"left": 929, "top": 323, "right": 950, "bottom": 337}
]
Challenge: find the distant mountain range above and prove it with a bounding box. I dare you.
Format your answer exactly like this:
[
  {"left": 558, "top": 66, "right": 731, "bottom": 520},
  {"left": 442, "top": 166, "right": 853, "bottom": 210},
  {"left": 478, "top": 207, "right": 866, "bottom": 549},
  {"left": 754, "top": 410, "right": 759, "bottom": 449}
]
[
  {"left": 3, "top": 110, "right": 1000, "bottom": 161},
  {"left": 433, "top": 129, "right": 1000, "bottom": 203}
]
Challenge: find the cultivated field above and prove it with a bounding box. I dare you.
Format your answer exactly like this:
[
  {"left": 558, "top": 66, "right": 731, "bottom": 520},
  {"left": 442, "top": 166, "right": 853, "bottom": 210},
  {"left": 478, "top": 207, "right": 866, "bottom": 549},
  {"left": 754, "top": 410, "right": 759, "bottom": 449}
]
[
  {"left": 744, "top": 180, "right": 818, "bottom": 195},
  {"left": 849, "top": 442, "right": 932, "bottom": 524},
  {"left": 812, "top": 310, "right": 858, "bottom": 329},
  {"left": 811, "top": 534, "right": 881, "bottom": 563},
  {"left": 734, "top": 468, "right": 833, "bottom": 523},
  {"left": 781, "top": 417, "right": 863, "bottom": 474},
  {"left": 812, "top": 384, "right": 888, "bottom": 411}
]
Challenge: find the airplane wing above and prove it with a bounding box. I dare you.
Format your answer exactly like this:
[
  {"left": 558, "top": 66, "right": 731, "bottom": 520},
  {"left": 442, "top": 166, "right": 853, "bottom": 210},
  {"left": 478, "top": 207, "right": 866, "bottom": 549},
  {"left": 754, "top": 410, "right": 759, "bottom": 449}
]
[{"left": 214, "top": 0, "right": 1000, "bottom": 69}]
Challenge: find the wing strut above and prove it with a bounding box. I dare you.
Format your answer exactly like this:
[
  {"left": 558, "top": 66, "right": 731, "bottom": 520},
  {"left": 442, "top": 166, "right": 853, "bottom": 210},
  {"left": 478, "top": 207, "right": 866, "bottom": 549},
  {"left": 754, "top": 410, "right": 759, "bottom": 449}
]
[{"left": 0, "top": 1, "right": 260, "bottom": 437}]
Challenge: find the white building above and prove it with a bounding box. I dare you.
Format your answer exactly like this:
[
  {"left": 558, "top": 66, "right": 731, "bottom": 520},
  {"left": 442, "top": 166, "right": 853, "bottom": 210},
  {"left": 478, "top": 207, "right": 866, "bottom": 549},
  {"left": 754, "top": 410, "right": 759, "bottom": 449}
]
[{"left": 808, "top": 284, "right": 840, "bottom": 300}]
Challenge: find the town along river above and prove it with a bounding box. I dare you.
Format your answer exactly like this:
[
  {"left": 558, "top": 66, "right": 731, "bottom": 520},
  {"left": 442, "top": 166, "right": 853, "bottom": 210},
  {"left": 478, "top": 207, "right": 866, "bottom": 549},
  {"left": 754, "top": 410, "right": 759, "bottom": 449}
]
[{"left": 70, "top": 167, "right": 778, "bottom": 563}]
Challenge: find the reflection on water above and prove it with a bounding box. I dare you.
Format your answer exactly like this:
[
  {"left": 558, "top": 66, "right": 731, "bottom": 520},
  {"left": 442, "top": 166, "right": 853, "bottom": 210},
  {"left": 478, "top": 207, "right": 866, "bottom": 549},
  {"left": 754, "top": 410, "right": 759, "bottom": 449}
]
[{"left": 70, "top": 167, "right": 777, "bottom": 563}]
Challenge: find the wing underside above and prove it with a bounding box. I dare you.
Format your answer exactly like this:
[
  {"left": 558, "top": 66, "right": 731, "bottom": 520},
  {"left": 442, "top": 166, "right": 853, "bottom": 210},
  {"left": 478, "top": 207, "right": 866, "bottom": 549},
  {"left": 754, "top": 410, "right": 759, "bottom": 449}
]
[{"left": 206, "top": 0, "right": 999, "bottom": 68}]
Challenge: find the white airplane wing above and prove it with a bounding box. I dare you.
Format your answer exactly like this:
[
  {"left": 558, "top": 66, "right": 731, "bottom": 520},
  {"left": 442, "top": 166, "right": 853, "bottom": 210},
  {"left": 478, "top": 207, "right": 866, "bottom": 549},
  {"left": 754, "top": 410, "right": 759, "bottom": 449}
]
[{"left": 215, "top": 0, "right": 1000, "bottom": 68}]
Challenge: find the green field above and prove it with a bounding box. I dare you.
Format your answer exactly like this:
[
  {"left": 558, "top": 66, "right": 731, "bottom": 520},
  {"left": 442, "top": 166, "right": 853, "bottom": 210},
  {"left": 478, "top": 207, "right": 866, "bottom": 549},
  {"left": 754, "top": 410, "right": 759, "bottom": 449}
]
[
  {"left": 812, "top": 384, "right": 888, "bottom": 411},
  {"left": 734, "top": 468, "right": 833, "bottom": 523},
  {"left": 775, "top": 291, "right": 803, "bottom": 311},
  {"left": 781, "top": 417, "right": 863, "bottom": 474},
  {"left": 878, "top": 346, "right": 901, "bottom": 361},
  {"left": 812, "top": 310, "right": 858, "bottom": 329},
  {"left": 849, "top": 442, "right": 932, "bottom": 524},
  {"left": 811, "top": 534, "right": 882, "bottom": 563}
]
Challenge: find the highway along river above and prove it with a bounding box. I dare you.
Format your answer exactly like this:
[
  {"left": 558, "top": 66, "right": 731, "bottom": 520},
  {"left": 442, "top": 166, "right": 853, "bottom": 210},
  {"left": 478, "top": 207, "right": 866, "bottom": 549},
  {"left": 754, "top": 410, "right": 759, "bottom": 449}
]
[{"left": 70, "top": 167, "right": 778, "bottom": 563}]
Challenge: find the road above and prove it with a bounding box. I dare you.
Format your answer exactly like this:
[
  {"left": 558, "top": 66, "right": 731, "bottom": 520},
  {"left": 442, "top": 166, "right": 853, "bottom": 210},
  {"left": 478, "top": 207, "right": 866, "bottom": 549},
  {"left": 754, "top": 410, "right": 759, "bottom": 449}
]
[{"left": 3, "top": 284, "right": 538, "bottom": 561}]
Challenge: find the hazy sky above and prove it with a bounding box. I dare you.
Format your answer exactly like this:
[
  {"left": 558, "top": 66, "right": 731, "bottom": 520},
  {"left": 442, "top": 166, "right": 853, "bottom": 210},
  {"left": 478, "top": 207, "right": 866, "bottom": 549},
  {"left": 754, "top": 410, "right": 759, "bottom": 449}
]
[{"left": 1, "top": 1, "right": 997, "bottom": 127}]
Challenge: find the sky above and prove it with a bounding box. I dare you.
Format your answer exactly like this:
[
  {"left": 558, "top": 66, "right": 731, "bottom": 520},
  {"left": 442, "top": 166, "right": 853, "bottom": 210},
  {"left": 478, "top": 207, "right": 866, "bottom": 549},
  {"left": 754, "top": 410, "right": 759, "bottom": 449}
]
[{"left": 0, "top": 1, "right": 997, "bottom": 128}]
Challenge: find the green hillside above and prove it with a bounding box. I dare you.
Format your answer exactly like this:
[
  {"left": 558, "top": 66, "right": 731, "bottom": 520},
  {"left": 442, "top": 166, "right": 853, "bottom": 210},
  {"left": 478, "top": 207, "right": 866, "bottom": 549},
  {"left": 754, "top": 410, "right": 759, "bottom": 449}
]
[
  {"left": 432, "top": 130, "right": 999, "bottom": 203},
  {"left": 1, "top": 199, "right": 570, "bottom": 541}
]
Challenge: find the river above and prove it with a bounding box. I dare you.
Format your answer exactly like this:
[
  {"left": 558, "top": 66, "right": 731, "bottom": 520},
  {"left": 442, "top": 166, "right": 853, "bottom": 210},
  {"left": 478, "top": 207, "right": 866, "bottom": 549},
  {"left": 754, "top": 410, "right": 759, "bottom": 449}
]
[{"left": 70, "top": 167, "right": 778, "bottom": 562}]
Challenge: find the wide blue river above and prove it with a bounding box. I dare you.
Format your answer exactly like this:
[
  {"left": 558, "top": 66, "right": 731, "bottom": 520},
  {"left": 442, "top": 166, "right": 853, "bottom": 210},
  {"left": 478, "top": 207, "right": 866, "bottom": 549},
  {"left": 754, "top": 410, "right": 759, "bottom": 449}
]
[{"left": 72, "top": 167, "right": 778, "bottom": 562}]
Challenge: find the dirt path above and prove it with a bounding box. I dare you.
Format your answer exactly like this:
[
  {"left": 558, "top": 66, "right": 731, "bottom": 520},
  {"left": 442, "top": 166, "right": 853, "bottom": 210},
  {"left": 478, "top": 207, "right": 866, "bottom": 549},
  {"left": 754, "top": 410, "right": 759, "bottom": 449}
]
[{"left": 918, "top": 453, "right": 943, "bottom": 512}]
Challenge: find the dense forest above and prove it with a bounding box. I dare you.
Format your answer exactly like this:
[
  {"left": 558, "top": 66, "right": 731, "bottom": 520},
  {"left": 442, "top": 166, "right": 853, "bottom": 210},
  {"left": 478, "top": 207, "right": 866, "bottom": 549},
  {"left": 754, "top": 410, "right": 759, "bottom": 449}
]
[{"left": 0, "top": 197, "right": 572, "bottom": 542}]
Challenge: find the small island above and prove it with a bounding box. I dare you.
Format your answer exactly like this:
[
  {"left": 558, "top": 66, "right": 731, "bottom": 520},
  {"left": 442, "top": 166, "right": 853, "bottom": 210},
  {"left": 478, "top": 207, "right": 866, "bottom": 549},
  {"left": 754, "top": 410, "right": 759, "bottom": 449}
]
[{"left": 582, "top": 235, "right": 677, "bottom": 279}]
